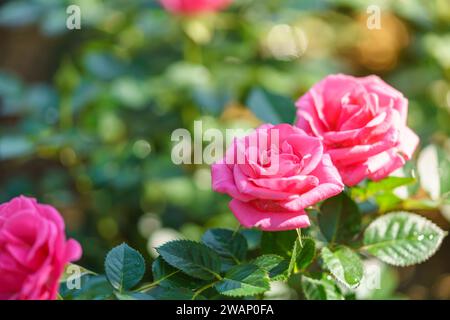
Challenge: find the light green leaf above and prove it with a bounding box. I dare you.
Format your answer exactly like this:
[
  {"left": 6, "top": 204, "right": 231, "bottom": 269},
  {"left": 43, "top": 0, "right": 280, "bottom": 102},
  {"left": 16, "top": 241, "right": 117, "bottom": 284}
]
[
  {"left": 355, "top": 260, "right": 399, "bottom": 300},
  {"left": 374, "top": 192, "right": 402, "bottom": 212},
  {"left": 366, "top": 177, "right": 415, "bottom": 197},
  {"left": 156, "top": 240, "right": 222, "bottom": 280},
  {"left": 417, "top": 144, "right": 450, "bottom": 199},
  {"left": 319, "top": 193, "right": 361, "bottom": 244},
  {"left": 321, "top": 246, "right": 363, "bottom": 288},
  {"left": 105, "top": 243, "right": 146, "bottom": 292},
  {"left": 254, "top": 255, "right": 289, "bottom": 281},
  {"left": 201, "top": 228, "right": 248, "bottom": 264},
  {"left": 214, "top": 264, "right": 270, "bottom": 297},
  {"left": 246, "top": 88, "right": 296, "bottom": 124},
  {"left": 60, "top": 263, "right": 96, "bottom": 284},
  {"left": 362, "top": 211, "right": 447, "bottom": 266},
  {"left": 301, "top": 275, "right": 344, "bottom": 300},
  {"left": 288, "top": 239, "right": 300, "bottom": 275}
]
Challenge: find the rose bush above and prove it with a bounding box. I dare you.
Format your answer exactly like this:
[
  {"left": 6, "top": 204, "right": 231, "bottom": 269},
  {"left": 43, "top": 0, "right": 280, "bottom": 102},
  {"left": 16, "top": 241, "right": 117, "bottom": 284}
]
[
  {"left": 295, "top": 74, "right": 419, "bottom": 186},
  {"left": 159, "top": 0, "right": 232, "bottom": 15},
  {"left": 211, "top": 124, "right": 344, "bottom": 231},
  {"left": 0, "top": 196, "right": 82, "bottom": 300}
]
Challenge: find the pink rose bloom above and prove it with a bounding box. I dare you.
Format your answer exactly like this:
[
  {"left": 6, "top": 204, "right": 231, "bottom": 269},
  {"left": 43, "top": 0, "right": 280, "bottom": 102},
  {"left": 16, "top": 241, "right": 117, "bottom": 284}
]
[
  {"left": 211, "top": 124, "right": 344, "bottom": 231},
  {"left": 295, "top": 74, "right": 419, "bottom": 186},
  {"left": 0, "top": 196, "right": 82, "bottom": 300},
  {"left": 159, "top": 0, "right": 232, "bottom": 15}
]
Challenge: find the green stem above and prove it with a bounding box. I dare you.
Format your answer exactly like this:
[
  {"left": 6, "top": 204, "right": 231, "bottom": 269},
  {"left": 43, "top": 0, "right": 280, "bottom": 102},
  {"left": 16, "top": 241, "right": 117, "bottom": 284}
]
[
  {"left": 192, "top": 281, "right": 219, "bottom": 300},
  {"left": 296, "top": 228, "right": 303, "bottom": 248},
  {"left": 134, "top": 270, "right": 180, "bottom": 292}
]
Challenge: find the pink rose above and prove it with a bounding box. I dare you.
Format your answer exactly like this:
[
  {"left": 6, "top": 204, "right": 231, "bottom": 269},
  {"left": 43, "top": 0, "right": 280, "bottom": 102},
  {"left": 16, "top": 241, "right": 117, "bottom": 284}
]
[
  {"left": 295, "top": 74, "right": 419, "bottom": 186},
  {"left": 211, "top": 124, "right": 344, "bottom": 231},
  {"left": 159, "top": 0, "right": 232, "bottom": 15},
  {"left": 0, "top": 196, "right": 82, "bottom": 300}
]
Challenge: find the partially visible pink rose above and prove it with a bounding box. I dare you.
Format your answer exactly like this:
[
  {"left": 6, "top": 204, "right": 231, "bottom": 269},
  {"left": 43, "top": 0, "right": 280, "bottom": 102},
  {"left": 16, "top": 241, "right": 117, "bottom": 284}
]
[
  {"left": 211, "top": 124, "right": 344, "bottom": 231},
  {"left": 0, "top": 196, "right": 82, "bottom": 300},
  {"left": 159, "top": 0, "right": 232, "bottom": 15},
  {"left": 295, "top": 74, "right": 419, "bottom": 186}
]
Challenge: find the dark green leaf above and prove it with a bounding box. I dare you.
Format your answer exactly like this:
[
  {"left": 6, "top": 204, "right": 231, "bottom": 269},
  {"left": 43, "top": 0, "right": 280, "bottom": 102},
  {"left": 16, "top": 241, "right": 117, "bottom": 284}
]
[
  {"left": 296, "top": 238, "right": 316, "bottom": 270},
  {"left": 156, "top": 240, "right": 222, "bottom": 280},
  {"left": 59, "top": 275, "right": 113, "bottom": 300},
  {"left": 201, "top": 228, "right": 248, "bottom": 264},
  {"left": 214, "top": 264, "right": 270, "bottom": 297},
  {"left": 152, "top": 257, "right": 205, "bottom": 290},
  {"left": 261, "top": 230, "right": 297, "bottom": 258},
  {"left": 319, "top": 193, "right": 361, "bottom": 244},
  {"left": 114, "top": 292, "right": 155, "bottom": 300},
  {"left": 146, "top": 286, "right": 200, "bottom": 300},
  {"left": 105, "top": 243, "right": 146, "bottom": 292},
  {"left": 240, "top": 229, "right": 262, "bottom": 250}
]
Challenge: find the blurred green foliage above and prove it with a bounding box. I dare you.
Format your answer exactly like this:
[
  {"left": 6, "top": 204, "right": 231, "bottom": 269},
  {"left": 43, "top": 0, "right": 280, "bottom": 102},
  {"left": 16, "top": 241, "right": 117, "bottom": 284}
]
[{"left": 1, "top": 0, "right": 450, "bottom": 299}]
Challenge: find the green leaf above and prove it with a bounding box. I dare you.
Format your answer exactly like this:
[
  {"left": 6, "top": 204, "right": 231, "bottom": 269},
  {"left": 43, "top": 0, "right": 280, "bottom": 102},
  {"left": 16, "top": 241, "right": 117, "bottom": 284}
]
[
  {"left": 246, "top": 88, "right": 296, "bottom": 124},
  {"left": 417, "top": 144, "right": 450, "bottom": 199},
  {"left": 261, "top": 230, "right": 297, "bottom": 258},
  {"left": 319, "top": 193, "right": 361, "bottom": 244},
  {"left": 60, "top": 263, "right": 96, "bottom": 284},
  {"left": 288, "top": 239, "right": 300, "bottom": 275},
  {"left": 114, "top": 292, "right": 155, "bottom": 300},
  {"left": 193, "top": 87, "right": 230, "bottom": 116},
  {"left": 59, "top": 275, "right": 113, "bottom": 300},
  {"left": 374, "top": 192, "right": 402, "bottom": 212},
  {"left": 146, "top": 286, "right": 200, "bottom": 300},
  {"left": 296, "top": 238, "right": 316, "bottom": 270},
  {"left": 240, "top": 229, "right": 262, "bottom": 250},
  {"left": 321, "top": 246, "right": 363, "bottom": 288},
  {"left": 355, "top": 260, "right": 398, "bottom": 300},
  {"left": 366, "top": 177, "right": 415, "bottom": 197},
  {"left": 151, "top": 257, "right": 206, "bottom": 290},
  {"left": 105, "top": 243, "right": 146, "bottom": 292},
  {"left": 156, "top": 240, "right": 222, "bottom": 280},
  {"left": 254, "top": 255, "right": 289, "bottom": 281},
  {"left": 201, "top": 228, "right": 248, "bottom": 264},
  {"left": 214, "top": 264, "right": 270, "bottom": 297},
  {"left": 301, "top": 275, "right": 344, "bottom": 300},
  {"left": 362, "top": 211, "right": 447, "bottom": 266}
]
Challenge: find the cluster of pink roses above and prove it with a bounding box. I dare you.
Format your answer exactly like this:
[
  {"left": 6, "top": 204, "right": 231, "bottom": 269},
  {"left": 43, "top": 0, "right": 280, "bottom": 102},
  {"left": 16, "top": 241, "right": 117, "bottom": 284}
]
[{"left": 212, "top": 74, "right": 419, "bottom": 231}]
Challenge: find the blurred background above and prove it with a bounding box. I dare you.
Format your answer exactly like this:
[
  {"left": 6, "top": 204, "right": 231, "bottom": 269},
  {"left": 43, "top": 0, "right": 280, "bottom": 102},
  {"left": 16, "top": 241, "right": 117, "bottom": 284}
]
[{"left": 0, "top": 0, "right": 450, "bottom": 299}]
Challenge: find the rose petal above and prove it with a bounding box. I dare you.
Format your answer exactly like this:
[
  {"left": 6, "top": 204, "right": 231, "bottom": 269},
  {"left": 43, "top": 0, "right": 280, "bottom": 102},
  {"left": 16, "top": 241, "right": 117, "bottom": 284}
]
[{"left": 229, "top": 199, "right": 310, "bottom": 231}]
